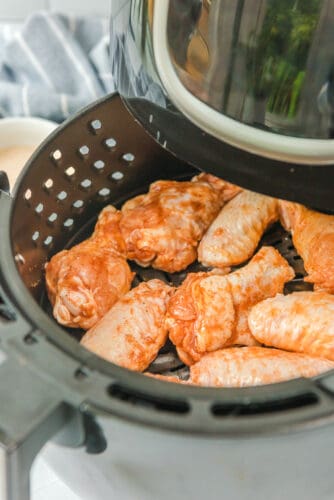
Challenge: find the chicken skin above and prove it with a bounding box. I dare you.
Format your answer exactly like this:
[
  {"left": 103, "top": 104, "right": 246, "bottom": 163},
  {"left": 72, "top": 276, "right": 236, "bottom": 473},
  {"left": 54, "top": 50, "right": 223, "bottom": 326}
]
[
  {"left": 46, "top": 206, "right": 134, "bottom": 330},
  {"left": 81, "top": 280, "right": 174, "bottom": 371},
  {"left": 119, "top": 173, "right": 241, "bottom": 273},
  {"left": 166, "top": 247, "right": 294, "bottom": 365},
  {"left": 279, "top": 200, "right": 334, "bottom": 292},
  {"left": 198, "top": 190, "right": 278, "bottom": 268},
  {"left": 249, "top": 291, "right": 334, "bottom": 361},
  {"left": 190, "top": 347, "right": 334, "bottom": 387}
]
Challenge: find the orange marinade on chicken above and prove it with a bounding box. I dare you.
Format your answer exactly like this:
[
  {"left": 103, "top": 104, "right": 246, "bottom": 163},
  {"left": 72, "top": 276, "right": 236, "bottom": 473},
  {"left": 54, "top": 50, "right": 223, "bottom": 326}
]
[
  {"left": 46, "top": 206, "right": 134, "bottom": 330},
  {"left": 189, "top": 347, "right": 334, "bottom": 387},
  {"left": 81, "top": 280, "right": 174, "bottom": 371},
  {"left": 248, "top": 291, "right": 334, "bottom": 361},
  {"left": 119, "top": 173, "right": 241, "bottom": 273},
  {"left": 166, "top": 246, "right": 294, "bottom": 365},
  {"left": 279, "top": 200, "right": 334, "bottom": 293},
  {"left": 198, "top": 190, "right": 278, "bottom": 268}
]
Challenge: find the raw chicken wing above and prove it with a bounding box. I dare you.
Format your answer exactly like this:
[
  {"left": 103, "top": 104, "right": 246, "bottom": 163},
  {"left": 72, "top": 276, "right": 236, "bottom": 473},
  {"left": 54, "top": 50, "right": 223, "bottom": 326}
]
[
  {"left": 198, "top": 190, "right": 278, "bottom": 268},
  {"left": 279, "top": 200, "right": 334, "bottom": 292},
  {"left": 190, "top": 347, "right": 334, "bottom": 387},
  {"left": 166, "top": 246, "right": 294, "bottom": 365},
  {"left": 249, "top": 291, "right": 334, "bottom": 360},
  {"left": 46, "top": 206, "right": 133, "bottom": 330},
  {"left": 120, "top": 173, "right": 240, "bottom": 273},
  {"left": 81, "top": 280, "right": 174, "bottom": 371},
  {"left": 166, "top": 271, "right": 236, "bottom": 365}
]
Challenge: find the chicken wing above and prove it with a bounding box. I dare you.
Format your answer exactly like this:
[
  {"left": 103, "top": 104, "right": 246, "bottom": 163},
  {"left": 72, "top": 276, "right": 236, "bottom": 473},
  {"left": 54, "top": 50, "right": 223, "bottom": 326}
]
[
  {"left": 46, "top": 206, "right": 134, "bottom": 330},
  {"left": 119, "top": 173, "right": 241, "bottom": 273},
  {"left": 190, "top": 347, "right": 334, "bottom": 387},
  {"left": 166, "top": 246, "right": 294, "bottom": 365},
  {"left": 249, "top": 291, "right": 334, "bottom": 360},
  {"left": 279, "top": 200, "right": 334, "bottom": 292},
  {"left": 80, "top": 280, "right": 174, "bottom": 371},
  {"left": 166, "top": 272, "right": 236, "bottom": 365},
  {"left": 198, "top": 190, "right": 278, "bottom": 268}
]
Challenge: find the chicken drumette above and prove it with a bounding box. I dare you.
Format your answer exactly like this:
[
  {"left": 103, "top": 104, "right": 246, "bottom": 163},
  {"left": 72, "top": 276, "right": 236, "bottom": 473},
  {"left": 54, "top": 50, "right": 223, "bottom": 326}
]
[
  {"left": 198, "top": 190, "right": 278, "bottom": 269},
  {"left": 46, "top": 206, "right": 134, "bottom": 330}
]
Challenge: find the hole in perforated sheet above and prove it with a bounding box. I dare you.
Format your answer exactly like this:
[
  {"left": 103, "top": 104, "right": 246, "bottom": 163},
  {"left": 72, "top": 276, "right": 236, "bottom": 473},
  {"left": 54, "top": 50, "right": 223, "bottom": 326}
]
[
  {"left": 57, "top": 190, "right": 68, "bottom": 201},
  {"left": 90, "top": 119, "right": 102, "bottom": 133},
  {"left": 48, "top": 212, "right": 58, "bottom": 224},
  {"left": 32, "top": 230, "right": 40, "bottom": 242},
  {"left": 65, "top": 166, "right": 76, "bottom": 178},
  {"left": 78, "top": 145, "right": 89, "bottom": 157},
  {"left": 51, "top": 149, "right": 62, "bottom": 162},
  {"left": 104, "top": 137, "right": 117, "bottom": 149},
  {"left": 35, "top": 203, "right": 44, "bottom": 214},
  {"left": 110, "top": 171, "right": 124, "bottom": 182},
  {"left": 24, "top": 188, "right": 32, "bottom": 202}
]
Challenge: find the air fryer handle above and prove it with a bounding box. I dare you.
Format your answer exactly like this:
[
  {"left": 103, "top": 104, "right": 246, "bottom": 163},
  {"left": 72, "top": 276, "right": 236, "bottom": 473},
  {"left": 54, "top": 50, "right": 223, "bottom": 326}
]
[
  {"left": 0, "top": 299, "right": 86, "bottom": 500},
  {"left": 0, "top": 352, "right": 84, "bottom": 500}
]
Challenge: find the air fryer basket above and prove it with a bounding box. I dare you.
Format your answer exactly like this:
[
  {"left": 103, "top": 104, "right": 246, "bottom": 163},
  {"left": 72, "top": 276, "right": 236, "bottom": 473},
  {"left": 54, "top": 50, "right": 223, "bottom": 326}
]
[{"left": 2, "top": 93, "right": 334, "bottom": 500}]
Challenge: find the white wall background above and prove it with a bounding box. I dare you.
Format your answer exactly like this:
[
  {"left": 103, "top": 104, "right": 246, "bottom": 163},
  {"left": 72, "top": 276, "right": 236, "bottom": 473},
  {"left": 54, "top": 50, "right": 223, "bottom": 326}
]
[{"left": 0, "top": 0, "right": 110, "bottom": 20}]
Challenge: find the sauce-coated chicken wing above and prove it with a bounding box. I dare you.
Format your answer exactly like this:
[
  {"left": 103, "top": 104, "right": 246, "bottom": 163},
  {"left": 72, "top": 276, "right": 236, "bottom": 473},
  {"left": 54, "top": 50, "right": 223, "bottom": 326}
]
[
  {"left": 249, "top": 291, "right": 334, "bottom": 360},
  {"left": 166, "top": 247, "right": 294, "bottom": 365},
  {"left": 279, "top": 200, "right": 334, "bottom": 292},
  {"left": 46, "top": 206, "right": 133, "bottom": 330},
  {"left": 198, "top": 190, "right": 278, "bottom": 268},
  {"left": 190, "top": 347, "right": 334, "bottom": 387},
  {"left": 81, "top": 280, "right": 174, "bottom": 371},
  {"left": 119, "top": 173, "right": 241, "bottom": 273}
]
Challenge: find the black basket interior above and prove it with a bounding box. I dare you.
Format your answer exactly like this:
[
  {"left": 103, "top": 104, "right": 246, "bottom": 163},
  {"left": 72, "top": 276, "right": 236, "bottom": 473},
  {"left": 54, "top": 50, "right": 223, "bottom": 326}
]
[{"left": 9, "top": 93, "right": 312, "bottom": 380}]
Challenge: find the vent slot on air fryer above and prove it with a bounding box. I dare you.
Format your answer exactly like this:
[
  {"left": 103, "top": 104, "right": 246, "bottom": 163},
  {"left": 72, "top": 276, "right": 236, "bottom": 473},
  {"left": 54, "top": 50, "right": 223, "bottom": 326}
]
[
  {"left": 108, "top": 383, "right": 190, "bottom": 414},
  {"left": 211, "top": 392, "right": 318, "bottom": 417}
]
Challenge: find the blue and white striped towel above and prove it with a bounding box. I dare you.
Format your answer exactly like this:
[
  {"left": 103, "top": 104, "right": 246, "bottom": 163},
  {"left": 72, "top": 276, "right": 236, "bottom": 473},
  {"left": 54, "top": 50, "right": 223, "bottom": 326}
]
[{"left": 0, "top": 12, "right": 114, "bottom": 122}]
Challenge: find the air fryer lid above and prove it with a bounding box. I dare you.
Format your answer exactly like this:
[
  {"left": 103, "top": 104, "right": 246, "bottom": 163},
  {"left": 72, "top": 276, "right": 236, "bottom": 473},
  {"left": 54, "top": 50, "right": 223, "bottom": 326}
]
[
  {"left": 111, "top": 0, "right": 334, "bottom": 211},
  {"left": 1, "top": 94, "right": 334, "bottom": 440}
]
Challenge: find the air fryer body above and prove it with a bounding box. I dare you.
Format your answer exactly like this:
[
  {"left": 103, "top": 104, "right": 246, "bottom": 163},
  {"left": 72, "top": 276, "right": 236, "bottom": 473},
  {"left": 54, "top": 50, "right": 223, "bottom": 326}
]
[
  {"left": 1, "top": 93, "right": 334, "bottom": 500},
  {"left": 43, "top": 414, "right": 334, "bottom": 500},
  {"left": 1, "top": 4, "right": 334, "bottom": 494},
  {"left": 110, "top": 0, "right": 334, "bottom": 211}
]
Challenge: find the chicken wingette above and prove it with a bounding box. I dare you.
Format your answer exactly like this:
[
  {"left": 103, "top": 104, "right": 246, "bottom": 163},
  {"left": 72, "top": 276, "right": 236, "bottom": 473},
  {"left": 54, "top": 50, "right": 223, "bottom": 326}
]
[
  {"left": 249, "top": 291, "right": 334, "bottom": 361},
  {"left": 80, "top": 280, "right": 174, "bottom": 371},
  {"left": 190, "top": 347, "right": 334, "bottom": 387}
]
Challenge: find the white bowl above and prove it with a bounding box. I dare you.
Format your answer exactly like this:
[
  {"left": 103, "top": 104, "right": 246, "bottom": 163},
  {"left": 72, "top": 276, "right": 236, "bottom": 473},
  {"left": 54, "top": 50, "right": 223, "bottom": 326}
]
[{"left": 0, "top": 117, "right": 58, "bottom": 192}]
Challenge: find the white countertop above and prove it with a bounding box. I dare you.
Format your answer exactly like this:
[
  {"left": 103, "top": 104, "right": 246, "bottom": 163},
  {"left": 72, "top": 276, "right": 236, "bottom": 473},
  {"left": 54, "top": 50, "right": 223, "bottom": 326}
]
[{"left": 32, "top": 455, "right": 80, "bottom": 500}]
